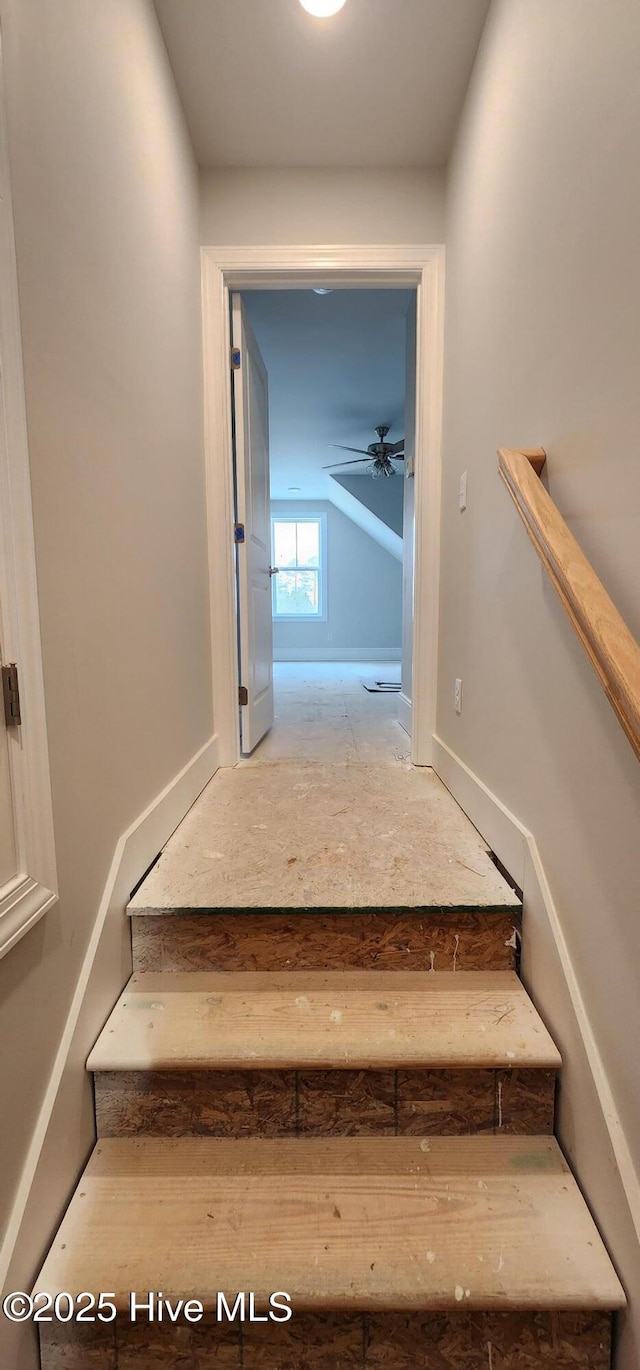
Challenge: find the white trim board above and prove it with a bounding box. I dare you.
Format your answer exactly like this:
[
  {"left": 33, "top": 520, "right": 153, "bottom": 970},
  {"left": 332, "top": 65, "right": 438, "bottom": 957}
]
[
  {"left": 273, "top": 648, "right": 401, "bottom": 663},
  {"left": 432, "top": 733, "right": 640, "bottom": 1364},
  {"left": 201, "top": 244, "right": 445, "bottom": 770},
  {"left": 0, "top": 734, "right": 219, "bottom": 1312},
  {"left": 397, "top": 690, "right": 412, "bottom": 738},
  {"left": 0, "top": 34, "right": 57, "bottom": 959}
]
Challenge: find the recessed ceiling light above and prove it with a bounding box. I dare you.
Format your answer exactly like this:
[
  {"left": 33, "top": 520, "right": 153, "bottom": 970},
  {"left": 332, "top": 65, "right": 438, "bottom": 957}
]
[
  {"left": 313, "top": 288, "right": 333, "bottom": 295},
  {"left": 299, "top": 0, "right": 347, "bottom": 17}
]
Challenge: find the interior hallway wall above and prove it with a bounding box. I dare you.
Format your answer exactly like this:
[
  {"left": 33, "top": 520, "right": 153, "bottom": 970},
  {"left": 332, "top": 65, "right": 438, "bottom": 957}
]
[
  {"left": 272, "top": 501, "right": 401, "bottom": 661},
  {"left": 439, "top": 1, "right": 640, "bottom": 1361},
  {"left": 200, "top": 167, "right": 445, "bottom": 245},
  {"left": 0, "top": 1, "right": 211, "bottom": 1360}
]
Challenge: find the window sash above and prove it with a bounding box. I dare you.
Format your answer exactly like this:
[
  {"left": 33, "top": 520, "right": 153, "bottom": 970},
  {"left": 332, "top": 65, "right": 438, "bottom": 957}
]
[{"left": 271, "top": 517, "right": 324, "bottom": 618}]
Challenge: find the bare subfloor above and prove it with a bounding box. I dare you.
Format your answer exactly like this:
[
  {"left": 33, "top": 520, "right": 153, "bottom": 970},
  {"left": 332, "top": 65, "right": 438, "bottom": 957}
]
[
  {"left": 239, "top": 661, "right": 410, "bottom": 766},
  {"left": 130, "top": 664, "right": 518, "bottom": 913}
]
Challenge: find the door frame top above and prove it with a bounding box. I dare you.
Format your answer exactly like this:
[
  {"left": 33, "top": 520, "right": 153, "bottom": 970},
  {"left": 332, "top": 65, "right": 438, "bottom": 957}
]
[{"left": 201, "top": 244, "right": 445, "bottom": 768}]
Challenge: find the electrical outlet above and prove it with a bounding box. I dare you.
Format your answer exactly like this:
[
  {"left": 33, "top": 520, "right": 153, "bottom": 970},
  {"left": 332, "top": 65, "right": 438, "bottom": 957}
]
[
  {"left": 454, "top": 678, "right": 463, "bottom": 714},
  {"left": 459, "top": 472, "right": 468, "bottom": 512}
]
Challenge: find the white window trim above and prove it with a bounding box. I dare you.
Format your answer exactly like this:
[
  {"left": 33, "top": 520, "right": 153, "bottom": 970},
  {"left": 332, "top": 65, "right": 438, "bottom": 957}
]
[{"left": 271, "top": 512, "right": 328, "bottom": 621}]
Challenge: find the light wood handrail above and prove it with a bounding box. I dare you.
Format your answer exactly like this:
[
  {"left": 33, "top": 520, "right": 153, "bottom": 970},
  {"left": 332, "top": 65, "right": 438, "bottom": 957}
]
[{"left": 498, "top": 447, "right": 640, "bottom": 760}]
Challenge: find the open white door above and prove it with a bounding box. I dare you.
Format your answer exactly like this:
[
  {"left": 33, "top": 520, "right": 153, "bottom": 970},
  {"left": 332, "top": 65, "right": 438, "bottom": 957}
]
[{"left": 231, "top": 294, "right": 274, "bottom": 754}]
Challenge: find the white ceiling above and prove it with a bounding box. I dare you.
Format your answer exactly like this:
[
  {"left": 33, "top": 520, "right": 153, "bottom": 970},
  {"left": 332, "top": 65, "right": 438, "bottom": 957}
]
[
  {"left": 241, "top": 288, "right": 412, "bottom": 500},
  {"left": 154, "top": 0, "right": 490, "bottom": 168}
]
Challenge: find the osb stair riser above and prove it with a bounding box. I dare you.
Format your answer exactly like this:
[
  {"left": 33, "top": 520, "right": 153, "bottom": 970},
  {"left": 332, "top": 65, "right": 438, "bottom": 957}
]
[
  {"left": 40, "top": 1309, "right": 612, "bottom": 1369},
  {"left": 131, "top": 910, "right": 520, "bottom": 974},
  {"left": 94, "top": 1068, "right": 556, "bottom": 1139}
]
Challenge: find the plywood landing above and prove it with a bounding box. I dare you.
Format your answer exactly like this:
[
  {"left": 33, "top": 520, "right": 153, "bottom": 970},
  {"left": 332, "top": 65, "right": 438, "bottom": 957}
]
[
  {"left": 35, "top": 1137, "right": 624, "bottom": 1313},
  {"left": 128, "top": 764, "right": 520, "bottom": 913},
  {"left": 88, "top": 971, "right": 560, "bottom": 1072}
]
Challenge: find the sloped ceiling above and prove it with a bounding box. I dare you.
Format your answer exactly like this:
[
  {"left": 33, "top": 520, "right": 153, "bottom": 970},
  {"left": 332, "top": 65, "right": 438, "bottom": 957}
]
[
  {"left": 154, "top": 0, "right": 490, "bottom": 168},
  {"left": 332, "top": 472, "right": 404, "bottom": 537}
]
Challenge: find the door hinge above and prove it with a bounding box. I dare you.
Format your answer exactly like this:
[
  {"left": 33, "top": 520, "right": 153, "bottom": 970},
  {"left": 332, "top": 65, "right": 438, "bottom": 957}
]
[
  {"left": 230, "top": 345, "right": 241, "bottom": 371},
  {"left": 234, "top": 522, "right": 245, "bottom": 544},
  {"left": 2, "top": 663, "right": 21, "bottom": 727},
  {"left": 238, "top": 685, "right": 249, "bottom": 707}
]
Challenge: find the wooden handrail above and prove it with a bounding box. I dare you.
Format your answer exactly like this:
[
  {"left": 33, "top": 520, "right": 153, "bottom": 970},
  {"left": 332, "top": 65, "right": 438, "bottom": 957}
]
[{"left": 498, "top": 447, "right": 640, "bottom": 760}]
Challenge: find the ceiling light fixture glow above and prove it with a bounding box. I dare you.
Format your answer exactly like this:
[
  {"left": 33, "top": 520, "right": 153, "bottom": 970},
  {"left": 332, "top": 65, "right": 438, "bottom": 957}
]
[{"left": 299, "top": 0, "right": 347, "bottom": 17}]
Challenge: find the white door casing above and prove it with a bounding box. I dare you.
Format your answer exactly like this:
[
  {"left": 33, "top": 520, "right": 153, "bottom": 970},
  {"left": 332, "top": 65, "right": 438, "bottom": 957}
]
[
  {"left": 398, "top": 295, "right": 418, "bottom": 738},
  {"left": 201, "top": 245, "right": 445, "bottom": 768},
  {"left": 0, "top": 591, "right": 17, "bottom": 887},
  {"left": 0, "top": 36, "right": 57, "bottom": 958},
  {"left": 231, "top": 294, "right": 275, "bottom": 754}
]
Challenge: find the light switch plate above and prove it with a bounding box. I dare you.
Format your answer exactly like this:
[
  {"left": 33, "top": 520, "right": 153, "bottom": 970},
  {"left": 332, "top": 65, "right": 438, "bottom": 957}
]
[{"left": 459, "top": 471, "right": 468, "bottom": 511}]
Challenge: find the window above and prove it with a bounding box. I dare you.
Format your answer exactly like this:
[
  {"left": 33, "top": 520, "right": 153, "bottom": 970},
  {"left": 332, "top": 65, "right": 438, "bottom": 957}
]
[{"left": 271, "top": 515, "right": 326, "bottom": 618}]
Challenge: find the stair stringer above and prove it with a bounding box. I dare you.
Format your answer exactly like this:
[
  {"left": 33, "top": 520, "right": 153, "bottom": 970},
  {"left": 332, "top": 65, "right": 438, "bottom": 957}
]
[
  {"left": 0, "top": 735, "right": 220, "bottom": 1370},
  {"left": 432, "top": 732, "right": 637, "bottom": 1370}
]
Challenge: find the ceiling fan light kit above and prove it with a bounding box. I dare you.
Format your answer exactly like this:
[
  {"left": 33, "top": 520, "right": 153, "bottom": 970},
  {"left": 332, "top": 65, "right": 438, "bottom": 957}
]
[{"left": 324, "top": 425, "right": 405, "bottom": 479}]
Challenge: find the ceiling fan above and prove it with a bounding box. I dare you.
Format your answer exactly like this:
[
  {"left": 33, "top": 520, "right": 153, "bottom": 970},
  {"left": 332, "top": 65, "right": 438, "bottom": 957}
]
[{"left": 323, "top": 425, "right": 405, "bottom": 479}]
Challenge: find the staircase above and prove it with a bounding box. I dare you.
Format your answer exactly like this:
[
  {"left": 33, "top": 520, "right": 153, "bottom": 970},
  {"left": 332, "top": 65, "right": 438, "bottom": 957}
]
[
  {"left": 36, "top": 761, "right": 627, "bottom": 1370},
  {"left": 35, "top": 770, "right": 624, "bottom": 1368}
]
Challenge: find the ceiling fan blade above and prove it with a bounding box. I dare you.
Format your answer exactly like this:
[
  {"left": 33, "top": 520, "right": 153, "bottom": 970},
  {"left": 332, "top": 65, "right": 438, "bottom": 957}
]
[
  {"left": 389, "top": 439, "right": 405, "bottom": 454},
  {"left": 328, "top": 444, "right": 373, "bottom": 456},
  {"left": 322, "top": 458, "right": 373, "bottom": 469}
]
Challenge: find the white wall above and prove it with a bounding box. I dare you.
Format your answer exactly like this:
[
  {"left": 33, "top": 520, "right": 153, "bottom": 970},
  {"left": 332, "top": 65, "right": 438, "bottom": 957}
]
[
  {"left": 440, "top": 1, "right": 640, "bottom": 1361},
  {"left": 0, "top": 2, "right": 211, "bottom": 1362},
  {"left": 200, "top": 167, "right": 445, "bottom": 245},
  {"left": 272, "top": 501, "right": 401, "bottom": 660}
]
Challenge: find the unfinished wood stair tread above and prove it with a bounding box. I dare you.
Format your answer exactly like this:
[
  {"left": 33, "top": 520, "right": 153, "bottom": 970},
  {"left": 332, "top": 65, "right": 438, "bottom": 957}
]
[
  {"left": 87, "top": 970, "right": 561, "bottom": 1072},
  {"left": 35, "top": 1135, "right": 624, "bottom": 1313}
]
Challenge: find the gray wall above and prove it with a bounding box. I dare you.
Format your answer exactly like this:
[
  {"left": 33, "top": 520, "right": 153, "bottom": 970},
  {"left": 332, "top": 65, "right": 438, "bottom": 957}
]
[
  {"left": 272, "top": 501, "right": 402, "bottom": 660},
  {"left": 332, "top": 474, "right": 404, "bottom": 537},
  {"left": 200, "top": 167, "right": 445, "bottom": 246},
  {"left": 439, "top": 1, "right": 640, "bottom": 1361},
  {"left": 0, "top": 2, "right": 211, "bottom": 1360}
]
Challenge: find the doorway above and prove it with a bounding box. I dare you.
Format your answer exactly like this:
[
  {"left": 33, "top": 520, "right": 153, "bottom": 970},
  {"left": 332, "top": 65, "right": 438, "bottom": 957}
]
[
  {"left": 201, "top": 245, "right": 445, "bottom": 770},
  {"left": 232, "top": 287, "right": 415, "bottom": 763}
]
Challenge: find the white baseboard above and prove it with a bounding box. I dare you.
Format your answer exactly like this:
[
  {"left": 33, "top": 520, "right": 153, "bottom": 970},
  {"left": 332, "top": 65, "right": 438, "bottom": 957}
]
[
  {"left": 397, "top": 690, "right": 412, "bottom": 738},
  {"left": 0, "top": 734, "right": 220, "bottom": 1308},
  {"left": 432, "top": 732, "right": 639, "bottom": 1365},
  {"left": 431, "top": 735, "right": 527, "bottom": 890},
  {"left": 273, "top": 648, "right": 402, "bottom": 662}
]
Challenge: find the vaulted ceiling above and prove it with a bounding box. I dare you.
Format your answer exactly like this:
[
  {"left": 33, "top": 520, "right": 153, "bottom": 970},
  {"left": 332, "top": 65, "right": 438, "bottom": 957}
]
[{"left": 154, "top": 0, "right": 490, "bottom": 168}]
